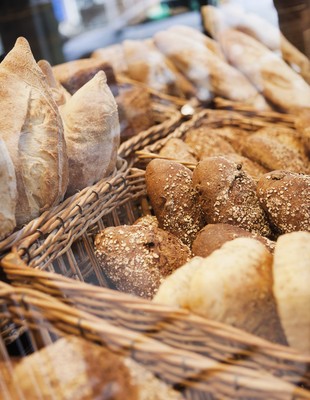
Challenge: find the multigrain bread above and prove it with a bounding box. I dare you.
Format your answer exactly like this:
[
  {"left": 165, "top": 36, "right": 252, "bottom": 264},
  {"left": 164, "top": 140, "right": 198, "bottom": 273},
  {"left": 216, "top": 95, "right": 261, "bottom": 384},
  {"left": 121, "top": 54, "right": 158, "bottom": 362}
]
[
  {"left": 257, "top": 170, "right": 310, "bottom": 234},
  {"left": 159, "top": 138, "right": 197, "bottom": 164},
  {"left": 221, "top": 153, "right": 268, "bottom": 182},
  {"left": 241, "top": 126, "right": 310, "bottom": 174},
  {"left": 219, "top": 29, "right": 310, "bottom": 112},
  {"left": 153, "top": 29, "right": 269, "bottom": 109},
  {"left": 0, "top": 139, "right": 17, "bottom": 240},
  {"left": 192, "top": 156, "right": 271, "bottom": 236},
  {"left": 192, "top": 223, "right": 275, "bottom": 257},
  {"left": 94, "top": 222, "right": 191, "bottom": 299},
  {"left": 0, "top": 37, "right": 68, "bottom": 226},
  {"left": 145, "top": 159, "right": 205, "bottom": 247},
  {"left": 60, "top": 71, "right": 120, "bottom": 195},
  {"left": 294, "top": 108, "right": 310, "bottom": 157},
  {"left": 273, "top": 232, "right": 310, "bottom": 353},
  {"left": 154, "top": 238, "right": 287, "bottom": 344}
]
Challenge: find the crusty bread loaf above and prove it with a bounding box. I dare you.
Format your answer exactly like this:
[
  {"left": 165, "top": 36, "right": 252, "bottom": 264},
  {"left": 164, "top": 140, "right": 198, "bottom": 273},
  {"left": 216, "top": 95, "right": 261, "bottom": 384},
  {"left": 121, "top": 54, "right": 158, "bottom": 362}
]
[
  {"left": 91, "top": 43, "right": 128, "bottom": 76},
  {"left": 222, "top": 153, "right": 268, "bottom": 182},
  {"left": 192, "top": 156, "right": 271, "bottom": 236},
  {"left": 219, "top": 29, "right": 310, "bottom": 112},
  {"left": 145, "top": 159, "right": 205, "bottom": 247},
  {"left": 294, "top": 107, "right": 310, "bottom": 157},
  {"left": 0, "top": 139, "right": 17, "bottom": 240},
  {"left": 273, "top": 232, "right": 310, "bottom": 353},
  {"left": 94, "top": 222, "right": 190, "bottom": 299},
  {"left": 60, "top": 71, "right": 120, "bottom": 195},
  {"left": 155, "top": 238, "right": 287, "bottom": 344},
  {"left": 241, "top": 126, "right": 310, "bottom": 174},
  {"left": 257, "top": 170, "right": 310, "bottom": 234},
  {"left": 0, "top": 37, "right": 68, "bottom": 226},
  {"left": 192, "top": 223, "right": 275, "bottom": 258},
  {"left": 159, "top": 138, "right": 197, "bottom": 164},
  {"left": 153, "top": 30, "right": 269, "bottom": 109}
]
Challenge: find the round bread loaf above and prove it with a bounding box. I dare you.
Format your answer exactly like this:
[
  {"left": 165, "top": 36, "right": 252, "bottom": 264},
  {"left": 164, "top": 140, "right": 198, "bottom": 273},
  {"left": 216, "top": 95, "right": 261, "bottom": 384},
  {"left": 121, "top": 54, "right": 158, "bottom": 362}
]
[
  {"left": 192, "top": 156, "right": 271, "bottom": 236},
  {"left": 159, "top": 138, "right": 197, "bottom": 164},
  {"left": 273, "top": 232, "right": 310, "bottom": 353},
  {"left": 94, "top": 223, "right": 191, "bottom": 299},
  {"left": 257, "top": 170, "right": 310, "bottom": 233},
  {"left": 192, "top": 223, "right": 275, "bottom": 257},
  {"left": 222, "top": 153, "right": 268, "bottom": 182},
  {"left": 145, "top": 159, "right": 205, "bottom": 247}
]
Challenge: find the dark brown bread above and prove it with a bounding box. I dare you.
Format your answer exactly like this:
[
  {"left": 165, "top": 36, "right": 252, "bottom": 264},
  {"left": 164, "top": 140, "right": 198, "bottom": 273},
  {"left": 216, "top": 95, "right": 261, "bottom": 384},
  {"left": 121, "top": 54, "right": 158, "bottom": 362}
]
[
  {"left": 222, "top": 153, "right": 268, "bottom": 182},
  {"left": 257, "top": 170, "right": 310, "bottom": 234},
  {"left": 192, "top": 156, "right": 271, "bottom": 237},
  {"left": 192, "top": 223, "right": 275, "bottom": 258},
  {"left": 145, "top": 159, "right": 205, "bottom": 247},
  {"left": 94, "top": 223, "right": 191, "bottom": 299}
]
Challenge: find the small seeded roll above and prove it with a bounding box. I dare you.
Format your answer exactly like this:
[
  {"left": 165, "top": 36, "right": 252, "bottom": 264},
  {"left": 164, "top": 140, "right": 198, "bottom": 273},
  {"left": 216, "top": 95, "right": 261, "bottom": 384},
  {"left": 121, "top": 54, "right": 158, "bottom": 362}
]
[
  {"left": 94, "top": 223, "right": 191, "bottom": 299},
  {"left": 222, "top": 153, "right": 268, "bottom": 182},
  {"left": 192, "top": 156, "right": 271, "bottom": 236},
  {"left": 145, "top": 159, "right": 205, "bottom": 247},
  {"left": 241, "top": 127, "right": 310, "bottom": 174},
  {"left": 257, "top": 170, "right": 310, "bottom": 234},
  {"left": 159, "top": 138, "right": 197, "bottom": 164},
  {"left": 192, "top": 223, "right": 275, "bottom": 257},
  {"left": 185, "top": 127, "right": 236, "bottom": 160}
]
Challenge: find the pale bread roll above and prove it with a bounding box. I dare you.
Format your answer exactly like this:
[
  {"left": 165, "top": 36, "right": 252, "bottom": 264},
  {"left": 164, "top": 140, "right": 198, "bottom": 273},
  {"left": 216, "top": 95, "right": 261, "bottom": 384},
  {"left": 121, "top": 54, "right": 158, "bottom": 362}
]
[
  {"left": 0, "top": 37, "right": 68, "bottom": 225},
  {"left": 273, "top": 232, "right": 310, "bottom": 353},
  {"left": 0, "top": 139, "right": 17, "bottom": 240},
  {"left": 60, "top": 71, "right": 120, "bottom": 195},
  {"left": 155, "top": 238, "right": 287, "bottom": 344},
  {"left": 91, "top": 43, "right": 128, "bottom": 76},
  {"left": 153, "top": 30, "right": 269, "bottom": 109},
  {"left": 219, "top": 29, "right": 310, "bottom": 112}
]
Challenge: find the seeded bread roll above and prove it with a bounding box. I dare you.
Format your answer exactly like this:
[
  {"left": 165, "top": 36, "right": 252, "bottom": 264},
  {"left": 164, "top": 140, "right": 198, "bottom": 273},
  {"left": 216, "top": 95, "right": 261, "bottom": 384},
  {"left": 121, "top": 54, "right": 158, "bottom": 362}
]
[
  {"left": 94, "top": 223, "right": 191, "bottom": 299},
  {"left": 257, "top": 170, "right": 310, "bottom": 234},
  {"left": 222, "top": 153, "right": 268, "bottom": 182},
  {"left": 185, "top": 128, "right": 236, "bottom": 160},
  {"left": 241, "top": 126, "right": 310, "bottom": 174},
  {"left": 192, "top": 156, "right": 271, "bottom": 236},
  {"left": 145, "top": 159, "right": 205, "bottom": 247},
  {"left": 159, "top": 138, "right": 197, "bottom": 165},
  {"left": 155, "top": 238, "right": 287, "bottom": 344},
  {"left": 209, "top": 126, "right": 251, "bottom": 154},
  {"left": 192, "top": 223, "right": 275, "bottom": 258},
  {"left": 273, "top": 232, "right": 310, "bottom": 353},
  {"left": 294, "top": 108, "right": 310, "bottom": 157}
]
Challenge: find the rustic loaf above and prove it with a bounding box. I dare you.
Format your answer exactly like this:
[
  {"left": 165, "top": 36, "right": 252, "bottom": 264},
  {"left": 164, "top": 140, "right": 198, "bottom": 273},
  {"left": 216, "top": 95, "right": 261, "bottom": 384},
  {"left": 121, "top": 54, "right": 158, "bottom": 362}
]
[
  {"left": 60, "top": 71, "right": 120, "bottom": 195},
  {"left": 0, "top": 37, "right": 68, "bottom": 226},
  {"left": 159, "top": 138, "right": 197, "bottom": 164}
]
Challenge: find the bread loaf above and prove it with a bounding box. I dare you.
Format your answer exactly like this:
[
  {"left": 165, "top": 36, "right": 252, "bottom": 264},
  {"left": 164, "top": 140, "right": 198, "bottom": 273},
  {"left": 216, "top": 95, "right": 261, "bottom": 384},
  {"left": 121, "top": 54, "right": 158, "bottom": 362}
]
[
  {"left": 94, "top": 222, "right": 191, "bottom": 299},
  {"left": 145, "top": 159, "right": 205, "bottom": 247},
  {"left": 219, "top": 29, "right": 310, "bottom": 112},
  {"left": 257, "top": 170, "right": 310, "bottom": 234},
  {"left": 0, "top": 139, "right": 17, "bottom": 240},
  {"left": 192, "top": 156, "right": 271, "bottom": 236},
  {"left": 0, "top": 37, "right": 68, "bottom": 225},
  {"left": 273, "top": 232, "right": 310, "bottom": 353},
  {"left": 159, "top": 138, "right": 197, "bottom": 164},
  {"left": 155, "top": 238, "right": 287, "bottom": 344},
  {"left": 91, "top": 43, "right": 128, "bottom": 76},
  {"left": 60, "top": 71, "right": 120, "bottom": 195},
  {"left": 153, "top": 30, "right": 270, "bottom": 109},
  {"left": 222, "top": 153, "right": 268, "bottom": 182}
]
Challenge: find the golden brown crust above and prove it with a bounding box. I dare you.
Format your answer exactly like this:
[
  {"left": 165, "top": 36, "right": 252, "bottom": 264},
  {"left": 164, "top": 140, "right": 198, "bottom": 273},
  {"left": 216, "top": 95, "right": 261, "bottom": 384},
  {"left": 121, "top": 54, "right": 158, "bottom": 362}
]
[
  {"left": 222, "top": 153, "right": 268, "bottom": 182},
  {"left": 145, "top": 159, "right": 205, "bottom": 247},
  {"left": 159, "top": 138, "right": 197, "bottom": 164},
  {"left": 94, "top": 223, "right": 191, "bottom": 299},
  {"left": 192, "top": 156, "right": 271, "bottom": 236},
  {"left": 257, "top": 170, "right": 310, "bottom": 234}
]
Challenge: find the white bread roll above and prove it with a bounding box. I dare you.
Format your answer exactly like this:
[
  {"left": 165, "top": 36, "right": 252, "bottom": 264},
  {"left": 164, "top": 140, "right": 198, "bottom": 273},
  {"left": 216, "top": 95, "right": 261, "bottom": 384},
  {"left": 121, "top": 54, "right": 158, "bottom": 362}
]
[
  {"left": 273, "top": 232, "right": 310, "bottom": 353},
  {"left": 0, "top": 37, "right": 68, "bottom": 225},
  {"left": 0, "top": 139, "right": 17, "bottom": 240},
  {"left": 155, "top": 238, "right": 287, "bottom": 344},
  {"left": 153, "top": 30, "right": 269, "bottom": 110},
  {"left": 60, "top": 71, "right": 120, "bottom": 195},
  {"left": 219, "top": 29, "right": 310, "bottom": 112}
]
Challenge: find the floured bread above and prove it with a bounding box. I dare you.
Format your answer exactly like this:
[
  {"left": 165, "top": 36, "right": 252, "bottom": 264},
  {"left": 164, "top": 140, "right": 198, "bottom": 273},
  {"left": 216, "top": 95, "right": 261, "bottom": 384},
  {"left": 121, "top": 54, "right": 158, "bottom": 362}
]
[
  {"left": 273, "top": 232, "right": 310, "bottom": 353},
  {"left": 91, "top": 43, "right": 128, "bottom": 76},
  {"left": 60, "top": 71, "right": 120, "bottom": 195},
  {"left": 219, "top": 29, "right": 310, "bottom": 112},
  {"left": 0, "top": 37, "right": 68, "bottom": 225},
  {"left": 0, "top": 139, "right": 17, "bottom": 240},
  {"left": 153, "top": 30, "right": 269, "bottom": 109}
]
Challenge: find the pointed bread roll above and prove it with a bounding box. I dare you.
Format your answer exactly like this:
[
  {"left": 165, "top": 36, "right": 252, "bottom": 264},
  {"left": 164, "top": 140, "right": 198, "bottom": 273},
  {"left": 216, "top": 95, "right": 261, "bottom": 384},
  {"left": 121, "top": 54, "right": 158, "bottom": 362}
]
[
  {"left": 61, "top": 71, "right": 120, "bottom": 195},
  {"left": 273, "top": 232, "right": 310, "bottom": 353},
  {"left": 0, "top": 37, "right": 68, "bottom": 225},
  {"left": 0, "top": 139, "right": 17, "bottom": 240}
]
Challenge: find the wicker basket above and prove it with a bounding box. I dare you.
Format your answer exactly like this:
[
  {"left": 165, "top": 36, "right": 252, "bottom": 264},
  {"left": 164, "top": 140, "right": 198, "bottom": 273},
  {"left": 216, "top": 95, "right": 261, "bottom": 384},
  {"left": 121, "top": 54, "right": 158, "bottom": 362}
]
[
  {"left": 135, "top": 108, "right": 298, "bottom": 168},
  {"left": 1, "top": 254, "right": 310, "bottom": 399}
]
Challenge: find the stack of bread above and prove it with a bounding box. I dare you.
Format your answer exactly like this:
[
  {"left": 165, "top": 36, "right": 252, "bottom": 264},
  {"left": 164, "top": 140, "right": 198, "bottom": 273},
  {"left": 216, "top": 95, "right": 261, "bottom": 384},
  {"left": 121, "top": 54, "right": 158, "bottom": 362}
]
[
  {"left": 0, "top": 37, "right": 120, "bottom": 240},
  {"left": 91, "top": 15, "right": 310, "bottom": 112}
]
